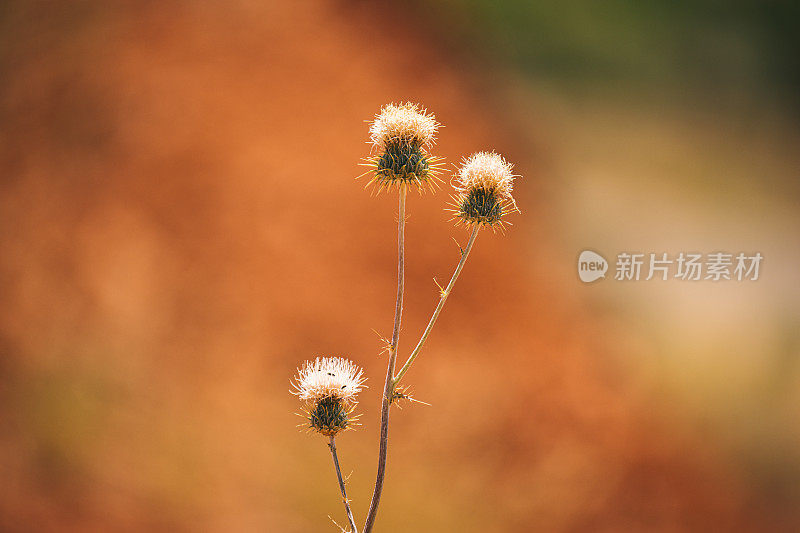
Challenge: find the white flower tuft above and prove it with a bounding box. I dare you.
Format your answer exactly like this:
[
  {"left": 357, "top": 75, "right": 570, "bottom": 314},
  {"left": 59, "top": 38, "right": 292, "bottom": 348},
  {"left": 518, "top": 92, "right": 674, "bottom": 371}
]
[
  {"left": 292, "top": 357, "right": 366, "bottom": 404},
  {"left": 369, "top": 102, "right": 439, "bottom": 150},
  {"left": 454, "top": 151, "right": 516, "bottom": 199}
]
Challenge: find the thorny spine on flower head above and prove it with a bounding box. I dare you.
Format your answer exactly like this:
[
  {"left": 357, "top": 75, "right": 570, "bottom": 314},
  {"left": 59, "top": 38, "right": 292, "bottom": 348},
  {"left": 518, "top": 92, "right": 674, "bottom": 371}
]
[{"left": 290, "top": 103, "right": 520, "bottom": 533}]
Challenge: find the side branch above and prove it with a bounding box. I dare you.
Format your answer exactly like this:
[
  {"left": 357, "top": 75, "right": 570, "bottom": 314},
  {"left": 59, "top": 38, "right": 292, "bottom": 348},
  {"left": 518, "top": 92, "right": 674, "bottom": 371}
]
[
  {"left": 328, "top": 436, "right": 358, "bottom": 533},
  {"left": 393, "top": 225, "right": 480, "bottom": 384}
]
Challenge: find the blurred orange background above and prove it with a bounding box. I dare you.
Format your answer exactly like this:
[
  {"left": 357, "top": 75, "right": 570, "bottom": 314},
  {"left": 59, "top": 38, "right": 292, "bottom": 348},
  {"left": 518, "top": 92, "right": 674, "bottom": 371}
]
[{"left": 1, "top": 1, "right": 798, "bottom": 531}]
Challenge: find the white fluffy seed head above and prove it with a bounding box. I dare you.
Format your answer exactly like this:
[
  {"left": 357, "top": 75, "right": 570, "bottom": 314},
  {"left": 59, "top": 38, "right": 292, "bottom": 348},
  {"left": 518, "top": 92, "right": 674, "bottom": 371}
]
[
  {"left": 454, "top": 151, "right": 515, "bottom": 198},
  {"left": 291, "top": 357, "right": 366, "bottom": 404},
  {"left": 369, "top": 102, "right": 439, "bottom": 151}
]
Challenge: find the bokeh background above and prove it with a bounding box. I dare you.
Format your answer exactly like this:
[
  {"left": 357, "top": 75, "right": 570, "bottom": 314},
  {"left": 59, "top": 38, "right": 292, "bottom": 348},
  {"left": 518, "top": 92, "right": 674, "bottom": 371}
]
[{"left": 1, "top": 1, "right": 799, "bottom": 531}]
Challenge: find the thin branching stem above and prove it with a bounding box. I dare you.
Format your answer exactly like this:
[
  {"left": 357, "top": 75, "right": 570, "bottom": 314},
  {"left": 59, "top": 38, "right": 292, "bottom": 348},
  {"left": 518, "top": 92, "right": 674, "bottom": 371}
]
[
  {"left": 364, "top": 184, "right": 407, "bottom": 533},
  {"left": 328, "top": 436, "right": 358, "bottom": 533},
  {"left": 393, "top": 225, "right": 480, "bottom": 384}
]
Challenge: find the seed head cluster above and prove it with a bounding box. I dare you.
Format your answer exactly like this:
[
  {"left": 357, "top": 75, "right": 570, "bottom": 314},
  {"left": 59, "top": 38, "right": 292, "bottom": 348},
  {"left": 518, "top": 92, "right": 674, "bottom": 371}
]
[
  {"left": 451, "top": 151, "right": 519, "bottom": 229},
  {"left": 292, "top": 357, "right": 366, "bottom": 437},
  {"left": 362, "top": 102, "right": 443, "bottom": 192},
  {"left": 294, "top": 107, "right": 523, "bottom": 444}
]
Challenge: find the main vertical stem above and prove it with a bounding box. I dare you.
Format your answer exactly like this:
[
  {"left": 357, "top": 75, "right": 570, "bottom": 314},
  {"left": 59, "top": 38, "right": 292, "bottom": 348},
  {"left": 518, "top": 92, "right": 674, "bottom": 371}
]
[
  {"left": 328, "top": 436, "right": 358, "bottom": 533},
  {"left": 364, "top": 184, "right": 406, "bottom": 533}
]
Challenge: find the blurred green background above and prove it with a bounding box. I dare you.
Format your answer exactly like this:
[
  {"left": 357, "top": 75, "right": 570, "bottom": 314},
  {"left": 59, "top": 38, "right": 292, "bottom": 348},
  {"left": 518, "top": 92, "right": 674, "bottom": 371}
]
[
  {"left": 419, "top": 0, "right": 800, "bottom": 98},
  {"left": 420, "top": 0, "right": 800, "bottom": 519},
  {"left": 419, "top": 0, "right": 800, "bottom": 524}
]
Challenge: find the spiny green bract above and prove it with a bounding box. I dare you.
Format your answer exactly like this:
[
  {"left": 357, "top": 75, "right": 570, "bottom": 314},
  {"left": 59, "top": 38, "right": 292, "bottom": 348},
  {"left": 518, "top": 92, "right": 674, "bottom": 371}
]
[
  {"left": 309, "top": 396, "right": 350, "bottom": 436},
  {"left": 377, "top": 141, "right": 429, "bottom": 179},
  {"left": 368, "top": 140, "right": 441, "bottom": 192},
  {"left": 457, "top": 186, "right": 503, "bottom": 226}
]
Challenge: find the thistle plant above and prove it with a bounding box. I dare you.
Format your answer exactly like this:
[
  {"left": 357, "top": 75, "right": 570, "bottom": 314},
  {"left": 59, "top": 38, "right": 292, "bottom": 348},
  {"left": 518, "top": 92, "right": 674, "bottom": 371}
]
[
  {"left": 292, "top": 357, "right": 366, "bottom": 532},
  {"left": 291, "top": 103, "right": 520, "bottom": 532}
]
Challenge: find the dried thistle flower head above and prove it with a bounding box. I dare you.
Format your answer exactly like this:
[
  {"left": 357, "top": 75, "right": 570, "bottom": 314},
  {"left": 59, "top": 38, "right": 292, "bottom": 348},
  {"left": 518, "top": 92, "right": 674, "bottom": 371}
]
[
  {"left": 361, "top": 102, "right": 443, "bottom": 192},
  {"left": 369, "top": 102, "right": 439, "bottom": 150},
  {"left": 291, "top": 357, "right": 366, "bottom": 437},
  {"left": 450, "top": 151, "right": 520, "bottom": 229}
]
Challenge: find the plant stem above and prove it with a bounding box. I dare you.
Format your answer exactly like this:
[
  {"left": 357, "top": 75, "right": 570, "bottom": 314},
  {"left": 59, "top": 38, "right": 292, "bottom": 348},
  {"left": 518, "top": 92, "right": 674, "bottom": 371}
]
[
  {"left": 393, "top": 225, "right": 480, "bottom": 385},
  {"left": 328, "top": 436, "right": 358, "bottom": 533},
  {"left": 363, "top": 184, "right": 407, "bottom": 533}
]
